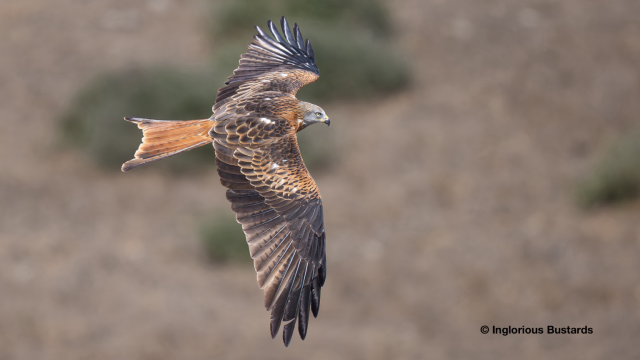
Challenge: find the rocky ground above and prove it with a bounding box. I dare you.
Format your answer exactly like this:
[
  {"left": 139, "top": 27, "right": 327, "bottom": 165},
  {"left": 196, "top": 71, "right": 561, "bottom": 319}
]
[{"left": 1, "top": 0, "right": 639, "bottom": 359}]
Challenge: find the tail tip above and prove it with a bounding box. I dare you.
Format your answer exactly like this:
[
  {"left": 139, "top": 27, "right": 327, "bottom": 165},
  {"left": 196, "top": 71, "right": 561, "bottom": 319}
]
[{"left": 121, "top": 159, "right": 140, "bottom": 172}]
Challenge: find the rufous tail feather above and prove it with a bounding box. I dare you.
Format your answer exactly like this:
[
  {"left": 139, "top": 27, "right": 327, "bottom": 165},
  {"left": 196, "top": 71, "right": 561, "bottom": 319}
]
[{"left": 121, "top": 117, "right": 215, "bottom": 171}]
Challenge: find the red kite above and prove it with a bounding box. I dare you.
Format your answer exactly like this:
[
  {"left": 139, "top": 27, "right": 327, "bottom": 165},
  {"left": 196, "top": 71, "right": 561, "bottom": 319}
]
[{"left": 123, "top": 17, "right": 329, "bottom": 346}]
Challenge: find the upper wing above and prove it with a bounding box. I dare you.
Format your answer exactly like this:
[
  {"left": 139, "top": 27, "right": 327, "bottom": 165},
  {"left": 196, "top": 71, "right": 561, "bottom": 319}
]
[
  {"left": 211, "top": 99, "right": 326, "bottom": 346},
  {"left": 214, "top": 17, "right": 319, "bottom": 111}
]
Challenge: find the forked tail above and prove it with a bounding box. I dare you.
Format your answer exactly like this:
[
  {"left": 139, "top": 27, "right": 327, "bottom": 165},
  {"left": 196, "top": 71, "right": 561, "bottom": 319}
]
[{"left": 121, "top": 117, "right": 215, "bottom": 171}]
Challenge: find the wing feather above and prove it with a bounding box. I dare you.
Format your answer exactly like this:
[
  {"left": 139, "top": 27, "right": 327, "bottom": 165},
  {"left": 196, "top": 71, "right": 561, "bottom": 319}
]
[
  {"left": 268, "top": 249, "right": 299, "bottom": 337},
  {"left": 297, "top": 266, "right": 313, "bottom": 339},
  {"left": 293, "top": 23, "right": 306, "bottom": 52},
  {"left": 267, "top": 20, "right": 288, "bottom": 46},
  {"left": 214, "top": 17, "right": 319, "bottom": 109},
  {"left": 281, "top": 17, "right": 296, "bottom": 47},
  {"left": 305, "top": 39, "right": 315, "bottom": 59},
  {"left": 282, "top": 261, "right": 307, "bottom": 346},
  {"left": 213, "top": 112, "right": 326, "bottom": 346}
]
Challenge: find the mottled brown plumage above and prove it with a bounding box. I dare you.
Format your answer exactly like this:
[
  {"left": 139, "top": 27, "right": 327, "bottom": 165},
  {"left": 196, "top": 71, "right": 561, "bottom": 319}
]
[{"left": 122, "top": 17, "right": 329, "bottom": 346}]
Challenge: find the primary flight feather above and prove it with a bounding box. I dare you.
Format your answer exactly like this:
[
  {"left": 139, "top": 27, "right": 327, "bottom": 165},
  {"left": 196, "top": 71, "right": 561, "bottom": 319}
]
[{"left": 122, "top": 17, "right": 329, "bottom": 347}]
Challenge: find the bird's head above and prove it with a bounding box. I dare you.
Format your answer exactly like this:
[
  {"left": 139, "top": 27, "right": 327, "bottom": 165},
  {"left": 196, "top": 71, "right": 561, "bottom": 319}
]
[{"left": 297, "top": 101, "right": 330, "bottom": 131}]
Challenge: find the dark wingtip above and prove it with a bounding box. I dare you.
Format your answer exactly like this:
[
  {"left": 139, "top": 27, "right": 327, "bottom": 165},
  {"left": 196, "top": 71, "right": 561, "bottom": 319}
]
[
  {"left": 268, "top": 19, "right": 286, "bottom": 44},
  {"left": 305, "top": 39, "right": 315, "bottom": 60},
  {"left": 310, "top": 278, "right": 321, "bottom": 318},
  {"left": 293, "top": 23, "right": 306, "bottom": 51},
  {"left": 255, "top": 25, "right": 265, "bottom": 36},
  {"left": 270, "top": 301, "right": 285, "bottom": 340},
  {"left": 318, "top": 265, "right": 326, "bottom": 286},
  {"left": 270, "top": 321, "right": 279, "bottom": 339},
  {"left": 283, "top": 321, "right": 296, "bottom": 347},
  {"left": 280, "top": 16, "right": 295, "bottom": 46}
]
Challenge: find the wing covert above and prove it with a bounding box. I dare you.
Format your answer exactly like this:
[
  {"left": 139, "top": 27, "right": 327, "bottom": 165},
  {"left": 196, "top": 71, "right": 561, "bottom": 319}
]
[{"left": 214, "top": 17, "right": 320, "bottom": 111}]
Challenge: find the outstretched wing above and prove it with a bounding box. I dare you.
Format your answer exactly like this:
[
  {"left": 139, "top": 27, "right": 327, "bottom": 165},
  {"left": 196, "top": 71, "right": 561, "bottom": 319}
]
[
  {"left": 214, "top": 16, "right": 319, "bottom": 111},
  {"left": 211, "top": 96, "right": 326, "bottom": 346}
]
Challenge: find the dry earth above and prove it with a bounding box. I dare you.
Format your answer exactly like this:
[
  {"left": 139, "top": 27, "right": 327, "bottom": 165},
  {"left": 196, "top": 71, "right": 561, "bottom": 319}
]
[{"left": 1, "top": 0, "right": 640, "bottom": 359}]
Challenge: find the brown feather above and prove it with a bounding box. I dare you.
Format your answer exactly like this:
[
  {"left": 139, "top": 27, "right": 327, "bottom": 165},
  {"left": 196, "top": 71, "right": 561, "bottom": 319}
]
[{"left": 121, "top": 118, "right": 214, "bottom": 171}]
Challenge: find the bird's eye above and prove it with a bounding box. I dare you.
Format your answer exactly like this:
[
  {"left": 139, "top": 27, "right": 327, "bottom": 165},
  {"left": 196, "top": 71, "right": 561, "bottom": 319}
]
[{"left": 316, "top": 112, "right": 322, "bottom": 118}]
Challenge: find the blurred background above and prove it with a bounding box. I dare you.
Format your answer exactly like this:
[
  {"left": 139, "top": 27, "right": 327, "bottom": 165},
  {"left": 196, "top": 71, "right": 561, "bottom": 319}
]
[{"left": 2, "top": 0, "right": 640, "bottom": 358}]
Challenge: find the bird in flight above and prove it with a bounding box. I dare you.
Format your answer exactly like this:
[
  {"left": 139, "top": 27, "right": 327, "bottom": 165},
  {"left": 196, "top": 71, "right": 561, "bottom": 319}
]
[{"left": 122, "top": 17, "right": 329, "bottom": 346}]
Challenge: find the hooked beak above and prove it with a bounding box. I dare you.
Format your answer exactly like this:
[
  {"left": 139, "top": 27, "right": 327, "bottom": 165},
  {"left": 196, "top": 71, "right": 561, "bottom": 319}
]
[{"left": 324, "top": 115, "right": 330, "bottom": 126}]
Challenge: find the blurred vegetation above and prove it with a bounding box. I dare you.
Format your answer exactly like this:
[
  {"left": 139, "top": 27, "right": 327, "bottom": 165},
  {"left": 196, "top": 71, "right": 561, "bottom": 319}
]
[
  {"left": 288, "top": 25, "right": 408, "bottom": 101},
  {"left": 200, "top": 214, "right": 252, "bottom": 265},
  {"left": 297, "top": 125, "right": 336, "bottom": 172},
  {"left": 576, "top": 129, "right": 640, "bottom": 208},
  {"left": 60, "top": 67, "right": 220, "bottom": 173},
  {"left": 212, "top": 0, "right": 391, "bottom": 38}
]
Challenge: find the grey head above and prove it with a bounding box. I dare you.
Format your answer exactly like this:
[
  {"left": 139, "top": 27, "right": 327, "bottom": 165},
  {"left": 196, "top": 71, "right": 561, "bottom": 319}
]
[{"left": 297, "top": 101, "right": 330, "bottom": 131}]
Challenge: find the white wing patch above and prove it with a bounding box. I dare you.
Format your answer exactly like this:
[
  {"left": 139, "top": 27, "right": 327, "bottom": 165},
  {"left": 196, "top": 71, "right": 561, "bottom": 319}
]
[
  {"left": 260, "top": 117, "right": 274, "bottom": 124},
  {"left": 271, "top": 163, "right": 279, "bottom": 170}
]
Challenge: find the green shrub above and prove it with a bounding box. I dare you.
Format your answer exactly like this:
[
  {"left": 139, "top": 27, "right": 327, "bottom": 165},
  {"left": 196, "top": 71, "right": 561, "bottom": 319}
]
[
  {"left": 200, "top": 214, "right": 252, "bottom": 264},
  {"left": 294, "top": 24, "right": 410, "bottom": 101},
  {"left": 60, "top": 67, "right": 220, "bottom": 173},
  {"left": 576, "top": 129, "right": 640, "bottom": 208},
  {"left": 211, "top": 0, "right": 390, "bottom": 38}
]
